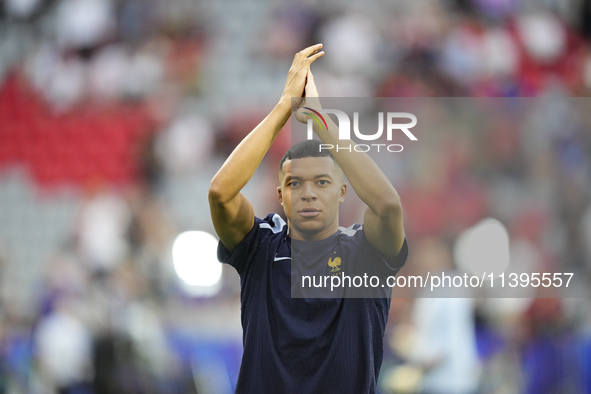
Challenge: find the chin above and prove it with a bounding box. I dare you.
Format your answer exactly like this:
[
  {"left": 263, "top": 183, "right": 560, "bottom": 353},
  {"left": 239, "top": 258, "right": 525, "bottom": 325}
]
[{"left": 294, "top": 221, "right": 325, "bottom": 235}]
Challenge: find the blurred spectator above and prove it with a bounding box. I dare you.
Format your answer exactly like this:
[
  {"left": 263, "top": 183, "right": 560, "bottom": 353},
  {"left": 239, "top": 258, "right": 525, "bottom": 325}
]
[
  {"left": 55, "top": 0, "right": 115, "bottom": 54},
  {"left": 35, "top": 296, "right": 94, "bottom": 393},
  {"left": 76, "top": 185, "right": 132, "bottom": 273},
  {"left": 4, "top": 0, "right": 43, "bottom": 20},
  {"left": 519, "top": 297, "right": 580, "bottom": 394},
  {"left": 155, "top": 112, "right": 214, "bottom": 175},
  {"left": 409, "top": 238, "right": 481, "bottom": 394}
]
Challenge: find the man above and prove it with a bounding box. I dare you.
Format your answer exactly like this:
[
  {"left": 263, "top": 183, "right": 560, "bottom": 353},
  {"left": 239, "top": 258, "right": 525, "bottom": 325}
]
[{"left": 209, "top": 44, "right": 408, "bottom": 393}]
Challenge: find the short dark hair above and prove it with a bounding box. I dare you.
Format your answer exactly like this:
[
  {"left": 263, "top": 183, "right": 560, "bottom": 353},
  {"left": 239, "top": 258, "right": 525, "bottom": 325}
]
[{"left": 278, "top": 140, "right": 337, "bottom": 174}]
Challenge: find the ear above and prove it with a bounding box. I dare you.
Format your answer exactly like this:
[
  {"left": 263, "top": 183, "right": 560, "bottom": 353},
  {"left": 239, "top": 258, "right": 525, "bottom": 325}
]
[
  {"left": 277, "top": 186, "right": 283, "bottom": 204},
  {"left": 339, "top": 182, "right": 347, "bottom": 203}
]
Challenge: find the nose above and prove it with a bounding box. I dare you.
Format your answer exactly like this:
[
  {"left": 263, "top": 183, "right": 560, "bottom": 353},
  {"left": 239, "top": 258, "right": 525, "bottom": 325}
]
[{"left": 302, "top": 183, "right": 317, "bottom": 201}]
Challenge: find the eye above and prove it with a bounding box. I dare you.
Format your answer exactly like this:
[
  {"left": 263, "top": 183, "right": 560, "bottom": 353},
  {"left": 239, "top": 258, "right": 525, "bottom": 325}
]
[
  {"left": 290, "top": 181, "right": 299, "bottom": 187},
  {"left": 317, "top": 180, "right": 329, "bottom": 186}
]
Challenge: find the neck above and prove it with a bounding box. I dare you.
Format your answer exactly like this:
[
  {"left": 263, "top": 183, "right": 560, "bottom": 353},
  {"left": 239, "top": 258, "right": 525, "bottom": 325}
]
[{"left": 288, "top": 221, "right": 339, "bottom": 242}]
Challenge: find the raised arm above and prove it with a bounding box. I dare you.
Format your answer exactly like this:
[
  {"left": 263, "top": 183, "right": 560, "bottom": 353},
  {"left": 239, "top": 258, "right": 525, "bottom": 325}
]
[
  {"left": 209, "top": 44, "right": 324, "bottom": 252},
  {"left": 295, "top": 71, "right": 405, "bottom": 257}
]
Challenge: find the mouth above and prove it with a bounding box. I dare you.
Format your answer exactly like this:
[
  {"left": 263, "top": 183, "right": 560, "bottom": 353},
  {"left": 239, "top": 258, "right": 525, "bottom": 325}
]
[{"left": 299, "top": 208, "right": 320, "bottom": 218}]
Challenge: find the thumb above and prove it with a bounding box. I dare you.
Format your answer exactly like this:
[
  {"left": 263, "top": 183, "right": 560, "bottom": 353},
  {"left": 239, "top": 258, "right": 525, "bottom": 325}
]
[
  {"left": 305, "top": 69, "right": 319, "bottom": 98},
  {"left": 306, "top": 69, "right": 315, "bottom": 88}
]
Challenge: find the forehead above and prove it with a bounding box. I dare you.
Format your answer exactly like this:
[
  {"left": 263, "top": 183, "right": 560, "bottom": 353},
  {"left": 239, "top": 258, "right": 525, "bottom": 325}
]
[{"left": 280, "top": 157, "right": 337, "bottom": 179}]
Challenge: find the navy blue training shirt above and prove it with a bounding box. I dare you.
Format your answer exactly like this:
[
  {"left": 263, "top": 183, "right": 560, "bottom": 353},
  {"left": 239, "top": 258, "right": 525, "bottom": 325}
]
[{"left": 218, "top": 213, "right": 408, "bottom": 394}]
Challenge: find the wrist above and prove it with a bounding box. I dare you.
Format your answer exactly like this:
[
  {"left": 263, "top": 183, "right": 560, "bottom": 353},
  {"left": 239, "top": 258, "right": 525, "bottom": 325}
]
[
  {"left": 277, "top": 97, "right": 297, "bottom": 118},
  {"left": 278, "top": 95, "right": 291, "bottom": 106}
]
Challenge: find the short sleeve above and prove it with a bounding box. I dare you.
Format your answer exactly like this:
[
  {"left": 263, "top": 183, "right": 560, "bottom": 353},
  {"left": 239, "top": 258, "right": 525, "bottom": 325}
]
[
  {"left": 217, "top": 217, "right": 260, "bottom": 275},
  {"left": 217, "top": 214, "right": 286, "bottom": 275},
  {"left": 361, "top": 232, "right": 409, "bottom": 273},
  {"left": 382, "top": 237, "right": 408, "bottom": 270}
]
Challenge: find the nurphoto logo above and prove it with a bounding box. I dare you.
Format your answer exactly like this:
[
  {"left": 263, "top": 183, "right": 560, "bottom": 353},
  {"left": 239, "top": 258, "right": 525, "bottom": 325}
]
[{"left": 304, "top": 109, "right": 418, "bottom": 153}]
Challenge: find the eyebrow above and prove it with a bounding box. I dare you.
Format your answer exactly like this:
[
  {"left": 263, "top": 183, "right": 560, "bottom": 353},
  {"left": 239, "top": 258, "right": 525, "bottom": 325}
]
[{"left": 290, "top": 174, "right": 333, "bottom": 181}]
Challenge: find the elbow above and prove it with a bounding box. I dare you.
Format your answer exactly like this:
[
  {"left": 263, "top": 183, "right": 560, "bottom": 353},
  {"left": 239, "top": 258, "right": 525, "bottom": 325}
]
[
  {"left": 208, "top": 179, "right": 226, "bottom": 205},
  {"left": 376, "top": 195, "right": 402, "bottom": 219}
]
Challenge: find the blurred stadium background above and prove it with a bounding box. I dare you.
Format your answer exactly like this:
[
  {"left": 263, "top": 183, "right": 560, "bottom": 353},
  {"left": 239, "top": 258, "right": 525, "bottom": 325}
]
[{"left": 1, "top": 0, "right": 591, "bottom": 393}]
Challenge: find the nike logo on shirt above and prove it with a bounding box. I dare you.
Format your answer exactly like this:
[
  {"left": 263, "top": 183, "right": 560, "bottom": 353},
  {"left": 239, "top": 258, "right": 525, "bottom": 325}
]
[{"left": 274, "top": 254, "right": 291, "bottom": 261}]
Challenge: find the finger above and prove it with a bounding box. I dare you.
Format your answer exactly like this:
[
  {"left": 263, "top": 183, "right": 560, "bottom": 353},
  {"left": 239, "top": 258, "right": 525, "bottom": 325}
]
[
  {"left": 300, "top": 43, "right": 323, "bottom": 59},
  {"left": 305, "top": 50, "right": 324, "bottom": 65}
]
